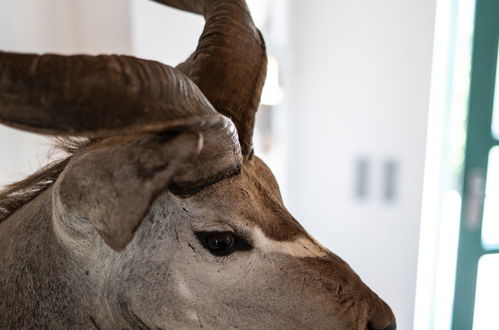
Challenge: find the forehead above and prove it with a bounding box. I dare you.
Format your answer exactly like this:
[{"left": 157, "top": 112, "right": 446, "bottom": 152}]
[{"left": 184, "top": 156, "right": 305, "bottom": 242}]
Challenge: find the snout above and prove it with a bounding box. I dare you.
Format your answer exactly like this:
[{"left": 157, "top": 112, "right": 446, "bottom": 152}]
[
  {"left": 367, "top": 323, "right": 397, "bottom": 330},
  {"left": 282, "top": 246, "right": 397, "bottom": 330},
  {"left": 306, "top": 253, "right": 397, "bottom": 330},
  {"left": 365, "top": 294, "right": 396, "bottom": 330}
]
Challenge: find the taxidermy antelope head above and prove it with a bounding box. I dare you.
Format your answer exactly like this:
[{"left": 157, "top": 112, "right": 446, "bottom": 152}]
[{"left": 0, "top": 0, "right": 396, "bottom": 329}]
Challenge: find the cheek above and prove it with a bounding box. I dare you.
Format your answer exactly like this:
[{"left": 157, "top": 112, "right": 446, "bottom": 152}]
[
  {"left": 123, "top": 255, "right": 207, "bottom": 328},
  {"left": 166, "top": 251, "right": 264, "bottom": 317},
  {"left": 188, "top": 255, "right": 308, "bottom": 327},
  {"left": 173, "top": 251, "right": 261, "bottom": 293}
]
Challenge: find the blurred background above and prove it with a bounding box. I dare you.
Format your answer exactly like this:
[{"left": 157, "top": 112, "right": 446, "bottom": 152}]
[{"left": 0, "top": 0, "right": 498, "bottom": 329}]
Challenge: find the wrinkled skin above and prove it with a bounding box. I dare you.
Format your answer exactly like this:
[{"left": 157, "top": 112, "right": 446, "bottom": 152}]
[{"left": 0, "top": 147, "right": 395, "bottom": 329}]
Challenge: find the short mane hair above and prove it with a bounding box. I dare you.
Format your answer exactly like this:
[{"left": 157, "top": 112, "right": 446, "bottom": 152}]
[{"left": 0, "top": 138, "right": 90, "bottom": 222}]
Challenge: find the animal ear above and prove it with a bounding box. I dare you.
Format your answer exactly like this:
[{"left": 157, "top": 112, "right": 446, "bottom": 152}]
[{"left": 53, "top": 132, "right": 201, "bottom": 251}]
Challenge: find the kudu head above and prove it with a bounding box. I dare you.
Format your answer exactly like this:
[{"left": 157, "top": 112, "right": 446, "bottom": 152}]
[{"left": 0, "top": 0, "right": 396, "bottom": 329}]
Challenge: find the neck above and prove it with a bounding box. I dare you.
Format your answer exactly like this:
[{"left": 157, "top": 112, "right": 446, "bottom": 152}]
[
  {"left": 0, "top": 187, "right": 155, "bottom": 329},
  {"left": 0, "top": 188, "right": 99, "bottom": 328}
]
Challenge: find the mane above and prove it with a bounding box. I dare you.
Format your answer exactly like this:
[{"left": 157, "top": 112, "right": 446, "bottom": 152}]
[{"left": 0, "top": 138, "right": 91, "bottom": 222}]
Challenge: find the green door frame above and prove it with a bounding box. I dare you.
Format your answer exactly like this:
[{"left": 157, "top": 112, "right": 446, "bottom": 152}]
[{"left": 452, "top": 0, "right": 499, "bottom": 329}]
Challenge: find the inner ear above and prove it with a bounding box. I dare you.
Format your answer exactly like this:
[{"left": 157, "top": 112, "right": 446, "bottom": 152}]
[{"left": 53, "top": 132, "right": 201, "bottom": 251}]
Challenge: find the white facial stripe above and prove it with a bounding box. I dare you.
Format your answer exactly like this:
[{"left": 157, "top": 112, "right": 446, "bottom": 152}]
[{"left": 252, "top": 227, "right": 328, "bottom": 258}]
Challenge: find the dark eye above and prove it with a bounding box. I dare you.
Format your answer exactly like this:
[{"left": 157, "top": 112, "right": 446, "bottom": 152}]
[{"left": 195, "top": 231, "right": 252, "bottom": 256}]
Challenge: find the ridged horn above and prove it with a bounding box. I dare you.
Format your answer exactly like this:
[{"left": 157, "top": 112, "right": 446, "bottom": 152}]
[
  {"left": 0, "top": 51, "right": 236, "bottom": 140},
  {"left": 152, "top": 0, "right": 268, "bottom": 156}
]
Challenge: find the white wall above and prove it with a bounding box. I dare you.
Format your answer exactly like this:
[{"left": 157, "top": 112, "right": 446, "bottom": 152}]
[
  {"left": 284, "top": 1, "right": 436, "bottom": 329},
  {"left": 130, "top": 0, "right": 203, "bottom": 65},
  {"left": 0, "top": 0, "right": 131, "bottom": 55}
]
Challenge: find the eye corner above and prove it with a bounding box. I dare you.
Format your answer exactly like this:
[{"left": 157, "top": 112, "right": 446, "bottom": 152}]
[{"left": 234, "top": 235, "right": 252, "bottom": 252}]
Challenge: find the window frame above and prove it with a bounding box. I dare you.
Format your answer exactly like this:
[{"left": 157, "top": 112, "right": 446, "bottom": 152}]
[{"left": 452, "top": 0, "right": 499, "bottom": 328}]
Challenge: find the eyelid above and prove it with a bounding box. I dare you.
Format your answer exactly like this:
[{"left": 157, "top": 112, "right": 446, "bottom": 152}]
[
  {"left": 191, "top": 222, "right": 254, "bottom": 245},
  {"left": 191, "top": 223, "right": 235, "bottom": 234},
  {"left": 231, "top": 227, "right": 252, "bottom": 241}
]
